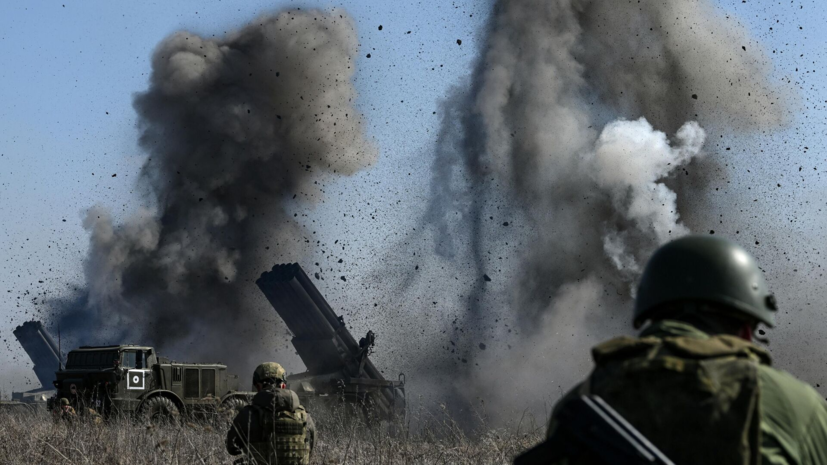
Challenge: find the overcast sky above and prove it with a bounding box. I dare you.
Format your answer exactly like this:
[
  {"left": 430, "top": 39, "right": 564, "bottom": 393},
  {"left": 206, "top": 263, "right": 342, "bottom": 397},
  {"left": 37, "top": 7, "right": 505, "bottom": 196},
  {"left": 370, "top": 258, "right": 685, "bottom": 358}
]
[{"left": 1, "top": 0, "right": 826, "bottom": 397}]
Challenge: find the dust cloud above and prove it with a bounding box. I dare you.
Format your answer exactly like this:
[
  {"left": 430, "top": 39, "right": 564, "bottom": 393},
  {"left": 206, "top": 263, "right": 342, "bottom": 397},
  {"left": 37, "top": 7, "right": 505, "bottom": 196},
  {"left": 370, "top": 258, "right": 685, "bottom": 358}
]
[
  {"left": 52, "top": 9, "right": 375, "bottom": 374},
  {"left": 422, "top": 0, "right": 788, "bottom": 420}
]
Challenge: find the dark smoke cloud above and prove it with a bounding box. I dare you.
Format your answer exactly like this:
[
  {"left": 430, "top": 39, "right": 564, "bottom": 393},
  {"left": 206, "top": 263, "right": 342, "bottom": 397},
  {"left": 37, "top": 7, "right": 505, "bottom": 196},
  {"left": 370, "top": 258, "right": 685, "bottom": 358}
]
[
  {"left": 424, "top": 0, "right": 788, "bottom": 419},
  {"left": 54, "top": 9, "right": 375, "bottom": 371}
]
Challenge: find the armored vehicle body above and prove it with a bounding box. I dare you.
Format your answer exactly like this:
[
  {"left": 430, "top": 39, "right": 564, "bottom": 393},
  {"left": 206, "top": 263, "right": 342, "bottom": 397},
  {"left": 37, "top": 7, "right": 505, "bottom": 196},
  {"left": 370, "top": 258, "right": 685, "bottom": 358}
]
[
  {"left": 53, "top": 344, "right": 250, "bottom": 419},
  {"left": 256, "top": 263, "right": 406, "bottom": 424}
]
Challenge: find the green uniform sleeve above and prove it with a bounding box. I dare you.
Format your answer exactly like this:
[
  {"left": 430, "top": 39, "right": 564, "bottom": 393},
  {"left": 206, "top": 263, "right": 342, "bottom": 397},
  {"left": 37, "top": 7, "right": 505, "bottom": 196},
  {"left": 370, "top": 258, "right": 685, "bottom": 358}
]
[
  {"left": 759, "top": 366, "right": 827, "bottom": 465},
  {"left": 226, "top": 406, "right": 256, "bottom": 456},
  {"left": 547, "top": 382, "right": 585, "bottom": 438},
  {"left": 305, "top": 411, "right": 316, "bottom": 454}
]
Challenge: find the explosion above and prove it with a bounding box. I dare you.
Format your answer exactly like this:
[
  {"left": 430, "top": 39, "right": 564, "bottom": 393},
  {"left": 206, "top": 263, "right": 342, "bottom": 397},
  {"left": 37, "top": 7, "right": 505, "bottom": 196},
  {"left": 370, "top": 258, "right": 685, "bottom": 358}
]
[
  {"left": 422, "top": 0, "right": 787, "bottom": 419},
  {"left": 53, "top": 9, "right": 375, "bottom": 373}
]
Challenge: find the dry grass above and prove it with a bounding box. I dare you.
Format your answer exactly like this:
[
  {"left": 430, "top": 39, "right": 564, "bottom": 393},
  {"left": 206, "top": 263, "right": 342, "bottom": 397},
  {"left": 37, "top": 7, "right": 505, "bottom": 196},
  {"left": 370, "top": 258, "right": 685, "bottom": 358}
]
[{"left": 0, "top": 405, "right": 544, "bottom": 464}]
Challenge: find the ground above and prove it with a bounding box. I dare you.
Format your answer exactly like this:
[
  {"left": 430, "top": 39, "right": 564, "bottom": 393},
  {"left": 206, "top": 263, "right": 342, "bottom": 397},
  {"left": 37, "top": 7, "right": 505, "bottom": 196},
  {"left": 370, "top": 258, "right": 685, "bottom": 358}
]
[{"left": 0, "top": 407, "right": 543, "bottom": 464}]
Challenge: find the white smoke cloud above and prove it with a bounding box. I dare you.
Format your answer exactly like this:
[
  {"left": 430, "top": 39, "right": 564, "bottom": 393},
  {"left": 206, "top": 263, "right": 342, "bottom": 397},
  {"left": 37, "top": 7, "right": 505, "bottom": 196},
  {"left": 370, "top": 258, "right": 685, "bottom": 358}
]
[
  {"left": 423, "top": 0, "right": 787, "bottom": 424},
  {"left": 588, "top": 118, "right": 707, "bottom": 274}
]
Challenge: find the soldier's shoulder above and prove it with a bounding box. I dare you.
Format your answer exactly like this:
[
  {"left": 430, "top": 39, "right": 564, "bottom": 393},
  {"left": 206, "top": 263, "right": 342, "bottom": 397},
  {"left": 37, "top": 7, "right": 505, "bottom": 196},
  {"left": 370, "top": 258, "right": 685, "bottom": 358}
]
[
  {"left": 547, "top": 381, "right": 587, "bottom": 438},
  {"left": 759, "top": 365, "right": 823, "bottom": 406},
  {"left": 758, "top": 365, "right": 827, "bottom": 461},
  {"left": 232, "top": 403, "right": 257, "bottom": 424},
  {"left": 758, "top": 364, "right": 827, "bottom": 429}
]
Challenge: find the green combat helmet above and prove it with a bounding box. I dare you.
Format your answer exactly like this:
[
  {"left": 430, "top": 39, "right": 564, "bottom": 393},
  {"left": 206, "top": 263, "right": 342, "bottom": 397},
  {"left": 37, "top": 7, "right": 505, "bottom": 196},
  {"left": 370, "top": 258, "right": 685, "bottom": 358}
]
[
  {"left": 253, "top": 362, "right": 287, "bottom": 386},
  {"left": 634, "top": 235, "right": 778, "bottom": 329},
  {"left": 60, "top": 398, "right": 70, "bottom": 406}
]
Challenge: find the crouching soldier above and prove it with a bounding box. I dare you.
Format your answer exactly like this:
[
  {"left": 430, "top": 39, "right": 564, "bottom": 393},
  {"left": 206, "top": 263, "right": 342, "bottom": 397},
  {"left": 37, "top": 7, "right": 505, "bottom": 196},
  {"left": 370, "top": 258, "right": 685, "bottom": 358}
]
[
  {"left": 55, "top": 398, "right": 76, "bottom": 423},
  {"left": 226, "top": 362, "right": 316, "bottom": 465}
]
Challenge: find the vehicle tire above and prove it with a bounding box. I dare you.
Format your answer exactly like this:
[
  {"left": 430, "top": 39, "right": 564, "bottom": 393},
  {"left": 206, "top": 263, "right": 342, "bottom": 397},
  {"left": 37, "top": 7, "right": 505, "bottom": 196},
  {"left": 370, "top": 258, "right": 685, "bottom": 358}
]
[
  {"left": 139, "top": 396, "right": 180, "bottom": 424},
  {"left": 221, "top": 396, "right": 248, "bottom": 415}
]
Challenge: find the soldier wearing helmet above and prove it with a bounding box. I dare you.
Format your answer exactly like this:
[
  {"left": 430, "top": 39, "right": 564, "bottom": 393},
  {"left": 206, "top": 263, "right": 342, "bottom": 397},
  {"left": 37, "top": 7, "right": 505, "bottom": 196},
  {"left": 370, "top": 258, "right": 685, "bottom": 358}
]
[
  {"left": 54, "top": 397, "right": 76, "bottom": 422},
  {"left": 226, "top": 362, "right": 316, "bottom": 464},
  {"left": 543, "top": 236, "right": 827, "bottom": 464}
]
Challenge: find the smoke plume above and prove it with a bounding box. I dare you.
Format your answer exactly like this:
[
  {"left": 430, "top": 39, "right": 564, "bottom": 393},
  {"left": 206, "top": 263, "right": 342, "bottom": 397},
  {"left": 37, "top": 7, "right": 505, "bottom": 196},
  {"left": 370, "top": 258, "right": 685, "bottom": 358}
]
[
  {"left": 425, "top": 0, "right": 787, "bottom": 418},
  {"left": 55, "top": 10, "right": 375, "bottom": 370}
]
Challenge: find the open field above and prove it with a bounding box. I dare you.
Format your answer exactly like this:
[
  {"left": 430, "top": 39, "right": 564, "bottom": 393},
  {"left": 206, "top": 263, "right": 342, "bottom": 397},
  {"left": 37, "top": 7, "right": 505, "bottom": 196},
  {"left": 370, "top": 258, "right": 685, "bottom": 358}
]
[{"left": 0, "top": 407, "right": 544, "bottom": 464}]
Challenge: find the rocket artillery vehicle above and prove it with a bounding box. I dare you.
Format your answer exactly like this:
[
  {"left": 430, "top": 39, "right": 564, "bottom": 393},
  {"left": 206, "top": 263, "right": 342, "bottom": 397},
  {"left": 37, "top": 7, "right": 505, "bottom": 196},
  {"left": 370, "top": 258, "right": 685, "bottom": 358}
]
[
  {"left": 3, "top": 321, "right": 63, "bottom": 409},
  {"left": 256, "top": 263, "right": 406, "bottom": 424},
  {"left": 52, "top": 344, "right": 252, "bottom": 420}
]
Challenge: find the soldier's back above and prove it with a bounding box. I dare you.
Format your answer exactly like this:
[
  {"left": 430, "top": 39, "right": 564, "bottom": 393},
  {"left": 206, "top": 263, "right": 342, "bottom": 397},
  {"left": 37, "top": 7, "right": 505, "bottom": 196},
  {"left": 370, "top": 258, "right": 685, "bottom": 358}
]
[
  {"left": 228, "top": 387, "right": 314, "bottom": 465},
  {"left": 548, "top": 321, "right": 827, "bottom": 464}
]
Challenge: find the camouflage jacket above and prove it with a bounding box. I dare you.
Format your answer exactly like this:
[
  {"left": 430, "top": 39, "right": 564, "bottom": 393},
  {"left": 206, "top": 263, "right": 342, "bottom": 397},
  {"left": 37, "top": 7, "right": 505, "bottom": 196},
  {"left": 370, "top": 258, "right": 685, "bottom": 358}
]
[
  {"left": 547, "top": 320, "right": 827, "bottom": 464},
  {"left": 226, "top": 387, "right": 316, "bottom": 463}
]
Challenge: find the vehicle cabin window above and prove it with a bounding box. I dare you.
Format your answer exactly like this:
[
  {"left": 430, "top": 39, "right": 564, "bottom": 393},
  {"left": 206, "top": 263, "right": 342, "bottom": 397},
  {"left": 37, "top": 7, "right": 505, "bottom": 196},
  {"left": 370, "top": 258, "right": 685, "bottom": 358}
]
[
  {"left": 136, "top": 351, "right": 147, "bottom": 369},
  {"left": 122, "top": 351, "right": 137, "bottom": 368},
  {"left": 172, "top": 367, "right": 182, "bottom": 384},
  {"left": 121, "top": 350, "right": 150, "bottom": 369},
  {"left": 201, "top": 369, "right": 215, "bottom": 397},
  {"left": 184, "top": 369, "right": 199, "bottom": 398}
]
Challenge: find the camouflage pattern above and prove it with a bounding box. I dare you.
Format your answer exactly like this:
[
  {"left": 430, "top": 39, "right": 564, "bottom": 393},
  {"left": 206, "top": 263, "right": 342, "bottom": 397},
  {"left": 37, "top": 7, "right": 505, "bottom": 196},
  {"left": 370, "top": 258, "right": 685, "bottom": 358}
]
[
  {"left": 227, "top": 385, "right": 315, "bottom": 465},
  {"left": 54, "top": 399, "right": 77, "bottom": 422},
  {"left": 253, "top": 362, "right": 287, "bottom": 386},
  {"left": 548, "top": 320, "right": 827, "bottom": 464},
  {"left": 634, "top": 235, "right": 777, "bottom": 328}
]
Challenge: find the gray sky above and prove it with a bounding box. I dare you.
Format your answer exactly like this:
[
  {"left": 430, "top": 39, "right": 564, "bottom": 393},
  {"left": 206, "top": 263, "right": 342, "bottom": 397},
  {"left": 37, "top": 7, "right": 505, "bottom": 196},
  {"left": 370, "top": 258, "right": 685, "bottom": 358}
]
[{"left": 1, "top": 0, "right": 827, "bottom": 400}]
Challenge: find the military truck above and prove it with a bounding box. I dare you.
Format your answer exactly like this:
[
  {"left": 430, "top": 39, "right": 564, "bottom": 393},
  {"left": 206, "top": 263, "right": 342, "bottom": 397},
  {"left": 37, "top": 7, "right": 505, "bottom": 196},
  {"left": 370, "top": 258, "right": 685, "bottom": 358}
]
[
  {"left": 256, "top": 263, "right": 406, "bottom": 424},
  {"left": 53, "top": 344, "right": 251, "bottom": 420}
]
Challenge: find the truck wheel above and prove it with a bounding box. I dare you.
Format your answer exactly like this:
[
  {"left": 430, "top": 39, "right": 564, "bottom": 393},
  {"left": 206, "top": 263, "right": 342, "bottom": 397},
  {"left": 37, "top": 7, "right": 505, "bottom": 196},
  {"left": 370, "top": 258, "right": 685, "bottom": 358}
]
[
  {"left": 221, "top": 397, "right": 247, "bottom": 414},
  {"left": 140, "top": 396, "right": 180, "bottom": 423}
]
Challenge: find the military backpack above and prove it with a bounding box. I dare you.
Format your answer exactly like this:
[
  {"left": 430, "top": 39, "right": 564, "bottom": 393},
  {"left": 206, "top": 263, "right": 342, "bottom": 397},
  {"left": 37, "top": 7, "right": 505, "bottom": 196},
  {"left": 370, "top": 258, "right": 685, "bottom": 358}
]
[
  {"left": 556, "top": 334, "right": 767, "bottom": 465},
  {"left": 249, "top": 390, "right": 310, "bottom": 465}
]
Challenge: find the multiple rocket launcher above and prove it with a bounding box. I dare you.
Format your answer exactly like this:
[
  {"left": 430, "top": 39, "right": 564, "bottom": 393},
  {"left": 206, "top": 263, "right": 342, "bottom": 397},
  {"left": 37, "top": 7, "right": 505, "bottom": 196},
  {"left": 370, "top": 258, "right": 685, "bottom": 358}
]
[
  {"left": 256, "top": 263, "right": 405, "bottom": 422},
  {"left": 13, "top": 321, "right": 63, "bottom": 387},
  {"left": 10, "top": 321, "right": 63, "bottom": 403},
  {"left": 10, "top": 264, "right": 405, "bottom": 422}
]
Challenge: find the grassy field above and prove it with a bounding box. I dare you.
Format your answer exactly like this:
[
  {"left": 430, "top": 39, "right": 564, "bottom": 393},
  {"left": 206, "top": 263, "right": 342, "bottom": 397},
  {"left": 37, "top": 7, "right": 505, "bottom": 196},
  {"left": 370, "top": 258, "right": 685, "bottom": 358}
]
[{"left": 0, "top": 406, "right": 544, "bottom": 464}]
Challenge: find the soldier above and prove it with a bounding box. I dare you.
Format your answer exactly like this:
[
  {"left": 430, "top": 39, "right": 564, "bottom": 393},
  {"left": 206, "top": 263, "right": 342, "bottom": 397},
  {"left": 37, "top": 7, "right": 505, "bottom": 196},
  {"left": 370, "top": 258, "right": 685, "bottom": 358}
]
[
  {"left": 56, "top": 398, "right": 76, "bottom": 422},
  {"left": 226, "top": 362, "right": 315, "bottom": 465},
  {"left": 544, "top": 236, "right": 827, "bottom": 464}
]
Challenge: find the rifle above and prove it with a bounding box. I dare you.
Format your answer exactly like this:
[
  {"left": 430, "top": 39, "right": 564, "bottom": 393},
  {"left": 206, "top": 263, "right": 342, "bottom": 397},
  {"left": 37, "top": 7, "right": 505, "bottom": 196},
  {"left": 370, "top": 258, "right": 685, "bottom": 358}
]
[{"left": 514, "top": 395, "right": 674, "bottom": 465}]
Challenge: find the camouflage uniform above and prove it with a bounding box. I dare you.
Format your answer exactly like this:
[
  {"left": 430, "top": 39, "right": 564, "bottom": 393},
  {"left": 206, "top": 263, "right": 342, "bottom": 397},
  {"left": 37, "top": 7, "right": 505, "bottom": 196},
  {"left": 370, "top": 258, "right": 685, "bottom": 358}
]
[
  {"left": 56, "top": 398, "right": 76, "bottom": 422},
  {"left": 548, "top": 320, "right": 827, "bottom": 464},
  {"left": 545, "top": 237, "right": 827, "bottom": 464},
  {"left": 226, "top": 363, "right": 316, "bottom": 465}
]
